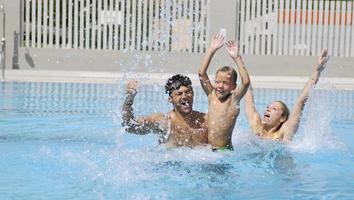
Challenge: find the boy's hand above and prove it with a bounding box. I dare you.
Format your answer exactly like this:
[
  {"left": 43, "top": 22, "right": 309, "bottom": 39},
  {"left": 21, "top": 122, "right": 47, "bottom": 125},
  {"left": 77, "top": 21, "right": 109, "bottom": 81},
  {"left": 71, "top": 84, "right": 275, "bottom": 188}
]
[
  {"left": 210, "top": 34, "right": 224, "bottom": 52},
  {"left": 226, "top": 40, "right": 240, "bottom": 59},
  {"left": 126, "top": 80, "right": 138, "bottom": 95},
  {"left": 316, "top": 49, "right": 329, "bottom": 72}
]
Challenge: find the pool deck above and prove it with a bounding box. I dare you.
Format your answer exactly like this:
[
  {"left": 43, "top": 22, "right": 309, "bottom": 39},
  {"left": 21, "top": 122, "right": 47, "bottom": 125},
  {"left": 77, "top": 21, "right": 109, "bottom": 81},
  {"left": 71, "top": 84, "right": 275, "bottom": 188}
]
[{"left": 2, "top": 69, "right": 354, "bottom": 90}]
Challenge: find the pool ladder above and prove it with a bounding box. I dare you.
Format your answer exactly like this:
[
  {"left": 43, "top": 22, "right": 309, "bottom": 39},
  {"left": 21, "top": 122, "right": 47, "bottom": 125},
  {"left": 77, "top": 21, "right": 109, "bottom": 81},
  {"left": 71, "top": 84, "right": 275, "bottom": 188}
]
[{"left": 0, "top": 3, "right": 5, "bottom": 82}]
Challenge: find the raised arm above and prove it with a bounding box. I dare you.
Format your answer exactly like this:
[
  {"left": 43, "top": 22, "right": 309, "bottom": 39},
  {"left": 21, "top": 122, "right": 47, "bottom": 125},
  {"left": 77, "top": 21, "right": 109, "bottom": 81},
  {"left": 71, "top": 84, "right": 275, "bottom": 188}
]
[
  {"left": 226, "top": 40, "right": 250, "bottom": 99},
  {"left": 244, "top": 84, "right": 262, "bottom": 133},
  {"left": 198, "top": 34, "right": 224, "bottom": 96},
  {"left": 122, "top": 80, "right": 167, "bottom": 135},
  {"left": 281, "top": 49, "right": 329, "bottom": 141}
]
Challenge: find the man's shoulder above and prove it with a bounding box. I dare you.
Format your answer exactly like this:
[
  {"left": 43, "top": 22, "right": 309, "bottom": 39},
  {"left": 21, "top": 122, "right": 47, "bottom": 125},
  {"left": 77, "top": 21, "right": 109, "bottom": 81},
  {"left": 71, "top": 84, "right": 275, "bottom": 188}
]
[
  {"left": 192, "top": 110, "right": 206, "bottom": 117},
  {"left": 191, "top": 110, "right": 207, "bottom": 122},
  {"left": 150, "top": 112, "right": 166, "bottom": 117},
  {"left": 144, "top": 112, "right": 168, "bottom": 122}
]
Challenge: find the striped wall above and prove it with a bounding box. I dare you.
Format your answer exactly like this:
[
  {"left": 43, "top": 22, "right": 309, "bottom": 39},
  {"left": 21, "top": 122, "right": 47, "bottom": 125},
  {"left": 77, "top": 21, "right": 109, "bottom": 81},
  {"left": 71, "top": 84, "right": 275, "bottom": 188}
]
[
  {"left": 19, "top": 0, "right": 354, "bottom": 57},
  {"left": 237, "top": 0, "right": 354, "bottom": 57},
  {"left": 21, "top": 0, "right": 209, "bottom": 53}
]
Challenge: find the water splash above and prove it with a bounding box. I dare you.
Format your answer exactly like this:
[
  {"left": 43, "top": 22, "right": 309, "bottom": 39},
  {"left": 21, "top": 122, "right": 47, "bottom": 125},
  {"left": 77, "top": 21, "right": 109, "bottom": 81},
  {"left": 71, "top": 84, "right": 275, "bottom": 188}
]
[{"left": 290, "top": 89, "right": 345, "bottom": 153}]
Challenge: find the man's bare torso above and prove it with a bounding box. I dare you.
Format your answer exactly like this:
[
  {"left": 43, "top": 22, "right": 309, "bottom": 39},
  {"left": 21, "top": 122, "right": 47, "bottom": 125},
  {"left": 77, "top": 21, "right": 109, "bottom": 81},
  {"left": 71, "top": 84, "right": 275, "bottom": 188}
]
[{"left": 164, "top": 110, "right": 208, "bottom": 148}]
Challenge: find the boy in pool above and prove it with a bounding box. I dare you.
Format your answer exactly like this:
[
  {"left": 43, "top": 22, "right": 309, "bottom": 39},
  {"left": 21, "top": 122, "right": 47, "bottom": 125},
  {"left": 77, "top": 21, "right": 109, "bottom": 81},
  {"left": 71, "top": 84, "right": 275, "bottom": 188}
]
[
  {"left": 244, "top": 49, "right": 329, "bottom": 141},
  {"left": 122, "top": 74, "right": 208, "bottom": 148},
  {"left": 198, "top": 34, "right": 250, "bottom": 150}
]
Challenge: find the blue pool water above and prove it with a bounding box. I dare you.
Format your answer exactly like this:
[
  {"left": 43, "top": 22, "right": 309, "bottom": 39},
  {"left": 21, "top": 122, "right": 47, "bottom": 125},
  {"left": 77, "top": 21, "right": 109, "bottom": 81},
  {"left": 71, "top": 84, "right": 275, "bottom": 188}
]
[{"left": 0, "top": 81, "right": 353, "bottom": 200}]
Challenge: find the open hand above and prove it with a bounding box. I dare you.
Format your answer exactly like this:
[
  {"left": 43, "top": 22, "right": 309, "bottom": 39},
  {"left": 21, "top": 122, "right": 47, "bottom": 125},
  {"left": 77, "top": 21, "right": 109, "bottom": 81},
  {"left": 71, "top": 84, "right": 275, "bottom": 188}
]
[
  {"left": 226, "top": 40, "right": 240, "bottom": 59},
  {"left": 210, "top": 34, "right": 224, "bottom": 51},
  {"left": 126, "top": 80, "right": 138, "bottom": 95},
  {"left": 317, "top": 49, "right": 329, "bottom": 72}
]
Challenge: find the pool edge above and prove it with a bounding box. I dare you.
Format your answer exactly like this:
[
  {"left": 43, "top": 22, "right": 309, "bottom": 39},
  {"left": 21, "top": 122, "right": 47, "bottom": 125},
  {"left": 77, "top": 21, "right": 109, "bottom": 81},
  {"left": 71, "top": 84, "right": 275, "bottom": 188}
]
[{"left": 3, "top": 69, "right": 354, "bottom": 90}]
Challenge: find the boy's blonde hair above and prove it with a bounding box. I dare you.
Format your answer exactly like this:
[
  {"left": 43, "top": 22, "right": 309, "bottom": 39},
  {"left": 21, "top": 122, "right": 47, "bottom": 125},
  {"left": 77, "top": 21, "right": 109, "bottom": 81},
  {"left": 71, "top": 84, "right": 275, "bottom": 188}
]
[{"left": 216, "top": 66, "right": 237, "bottom": 84}]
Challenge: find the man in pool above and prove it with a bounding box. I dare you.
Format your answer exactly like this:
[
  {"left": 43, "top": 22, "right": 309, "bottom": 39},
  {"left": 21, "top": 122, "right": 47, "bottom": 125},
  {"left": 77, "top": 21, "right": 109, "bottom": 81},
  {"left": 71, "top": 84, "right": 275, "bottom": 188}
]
[
  {"left": 244, "top": 49, "right": 329, "bottom": 141},
  {"left": 122, "top": 74, "right": 208, "bottom": 148}
]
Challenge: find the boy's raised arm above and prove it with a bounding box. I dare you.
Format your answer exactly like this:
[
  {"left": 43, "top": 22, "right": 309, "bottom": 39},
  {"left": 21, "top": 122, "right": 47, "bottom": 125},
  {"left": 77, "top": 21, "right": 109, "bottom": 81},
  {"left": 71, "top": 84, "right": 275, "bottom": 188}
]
[
  {"left": 198, "top": 34, "right": 224, "bottom": 96},
  {"left": 226, "top": 41, "right": 250, "bottom": 99},
  {"left": 281, "top": 49, "right": 329, "bottom": 141}
]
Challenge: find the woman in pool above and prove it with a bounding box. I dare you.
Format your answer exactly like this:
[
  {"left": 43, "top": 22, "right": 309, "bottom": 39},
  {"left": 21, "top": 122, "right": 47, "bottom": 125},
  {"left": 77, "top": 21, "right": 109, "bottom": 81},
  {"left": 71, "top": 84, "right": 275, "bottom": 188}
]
[
  {"left": 244, "top": 49, "right": 329, "bottom": 141},
  {"left": 122, "top": 74, "right": 208, "bottom": 148}
]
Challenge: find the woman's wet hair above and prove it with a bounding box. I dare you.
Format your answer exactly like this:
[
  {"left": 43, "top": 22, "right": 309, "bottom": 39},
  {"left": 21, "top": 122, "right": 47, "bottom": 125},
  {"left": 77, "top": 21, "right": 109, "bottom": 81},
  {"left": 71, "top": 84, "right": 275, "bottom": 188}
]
[
  {"left": 165, "top": 74, "right": 192, "bottom": 96},
  {"left": 216, "top": 66, "right": 238, "bottom": 84},
  {"left": 275, "top": 100, "right": 290, "bottom": 120}
]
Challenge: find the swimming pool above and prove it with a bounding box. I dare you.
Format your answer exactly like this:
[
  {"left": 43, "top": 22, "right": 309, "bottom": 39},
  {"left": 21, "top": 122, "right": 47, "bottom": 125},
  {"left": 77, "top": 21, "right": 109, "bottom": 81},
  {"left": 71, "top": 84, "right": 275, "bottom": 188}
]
[{"left": 0, "top": 81, "right": 353, "bottom": 199}]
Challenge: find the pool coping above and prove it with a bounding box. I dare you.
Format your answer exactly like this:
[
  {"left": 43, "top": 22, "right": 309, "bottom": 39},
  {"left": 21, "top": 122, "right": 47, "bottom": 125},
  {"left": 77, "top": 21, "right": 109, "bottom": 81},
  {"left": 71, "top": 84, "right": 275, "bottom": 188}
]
[{"left": 2, "top": 70, "right": 354, "bottom": 90}]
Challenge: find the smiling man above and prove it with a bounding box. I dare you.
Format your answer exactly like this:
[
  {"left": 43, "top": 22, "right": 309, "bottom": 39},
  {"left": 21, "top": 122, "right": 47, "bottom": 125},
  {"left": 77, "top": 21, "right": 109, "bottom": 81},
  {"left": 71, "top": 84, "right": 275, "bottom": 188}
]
[
  {"left": 122, "top": 74, "right": 208, "bottom": 148},
  {"left": 244, "top": 49, "right": 329, "bottom": 141}
]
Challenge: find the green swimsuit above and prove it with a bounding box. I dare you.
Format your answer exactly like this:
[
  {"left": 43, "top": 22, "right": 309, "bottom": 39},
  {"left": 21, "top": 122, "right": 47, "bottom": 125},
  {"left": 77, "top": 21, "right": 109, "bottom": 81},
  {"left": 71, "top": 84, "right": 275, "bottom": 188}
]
[{"left": 212, "top": 145, "right": 234, "bottom": 152}]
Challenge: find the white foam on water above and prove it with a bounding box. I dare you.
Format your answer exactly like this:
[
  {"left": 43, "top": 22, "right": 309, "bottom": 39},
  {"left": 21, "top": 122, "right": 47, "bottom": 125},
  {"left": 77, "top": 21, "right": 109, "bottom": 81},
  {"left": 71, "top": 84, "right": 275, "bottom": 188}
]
[{"left": 289, "top": 89, "right": 345, "bottom": 153}]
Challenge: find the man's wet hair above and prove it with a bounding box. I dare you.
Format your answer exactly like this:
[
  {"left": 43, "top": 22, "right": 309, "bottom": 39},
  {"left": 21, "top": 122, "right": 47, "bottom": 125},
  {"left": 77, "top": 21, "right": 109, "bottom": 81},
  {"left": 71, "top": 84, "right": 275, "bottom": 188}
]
[
  {"left": 216, "top": 66, "right": 238, "bottom": 84},
  {"left": 165, "top": 74, "right": 192, "bottom": 96}
]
